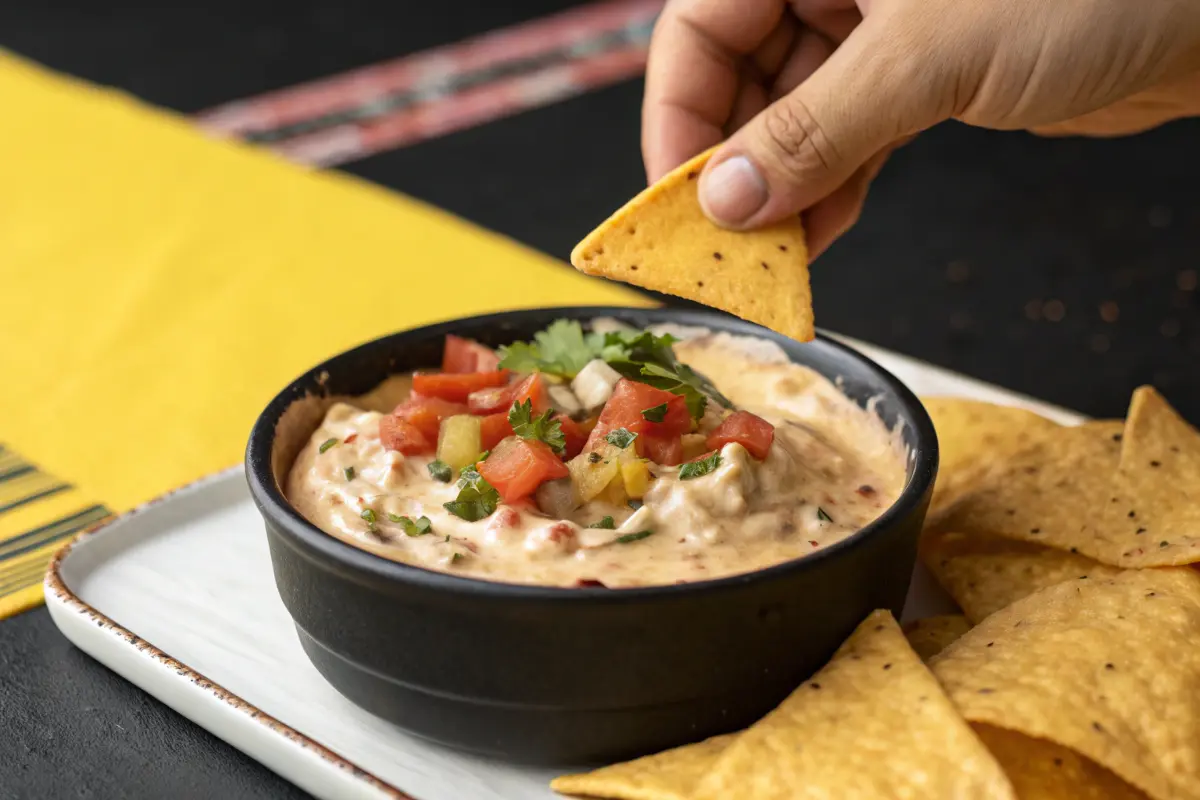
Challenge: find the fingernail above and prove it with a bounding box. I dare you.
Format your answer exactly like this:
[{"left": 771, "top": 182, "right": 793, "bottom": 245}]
[{"left": 699, "top": 156, "right": 768, "bottom": 226}]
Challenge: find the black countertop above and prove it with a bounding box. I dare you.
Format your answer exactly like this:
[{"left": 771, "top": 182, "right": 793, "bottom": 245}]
[{"left": 2, "top": 1, "right": 1197, "bottom": 798}]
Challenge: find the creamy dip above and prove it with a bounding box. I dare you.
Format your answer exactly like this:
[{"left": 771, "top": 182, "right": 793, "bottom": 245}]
[{"left": 285, "top": 328, "right": 906, "bottom": 588}]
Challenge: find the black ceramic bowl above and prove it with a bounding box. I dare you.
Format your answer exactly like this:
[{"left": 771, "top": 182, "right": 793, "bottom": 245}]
[{"left": 246, "top": 306, "right": 937, "bottom": 766}]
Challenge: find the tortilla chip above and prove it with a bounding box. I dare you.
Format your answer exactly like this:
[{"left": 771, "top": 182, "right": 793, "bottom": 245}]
[
  {"left": 929, "top": 419, "right": 1200, "bottom": 567},
  {"left": 1119, "top": 386, "right": 1200, "bottom": 483},
  {"left": 920, "top": 528, "right": 1124, "bottom": 623},
  {"left": 693, "top": 610, "right": 1015, "bottom": 800},
  {"left": 571, "top": 148, "right": 813, "bottom": 341},
  {"left": 551, "top": 734, "right": 734, "bottom": 800},
  {"left": 921, "top": 398, "right": 1061, "bottom": 512},
  {"left": 974, "top": 724, "right": 1149, "bottom": 800},
  {"left": 931, "top": 569, "right": 1200, "bottom": 800},
  {"left": 902, "top": 614, "right": 972, "bottom": 661}
]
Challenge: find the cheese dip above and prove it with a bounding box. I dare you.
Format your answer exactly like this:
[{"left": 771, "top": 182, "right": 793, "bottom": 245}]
[{"left": 285, "top": 322, "right": 906, "bottom": 588}]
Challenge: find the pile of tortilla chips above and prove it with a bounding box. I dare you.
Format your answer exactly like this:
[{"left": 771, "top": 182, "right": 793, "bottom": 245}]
[{"left": 554, "top": 387, "right": 1200, "bottom": 799}]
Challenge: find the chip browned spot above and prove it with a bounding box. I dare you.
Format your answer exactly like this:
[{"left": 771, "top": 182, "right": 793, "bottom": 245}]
[{"left": 570, "top": 147, "right": 813, "bottom": 342}]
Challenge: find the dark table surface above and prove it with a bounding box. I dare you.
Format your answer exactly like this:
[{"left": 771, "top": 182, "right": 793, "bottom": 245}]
[{"left": 2, "top": 1, "right": 1198, "bottom": 798}]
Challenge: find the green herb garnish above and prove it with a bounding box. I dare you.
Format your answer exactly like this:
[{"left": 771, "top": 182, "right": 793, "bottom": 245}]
[
  {"left": 344, "top": 466, "right": 356, "bottom": 481},
  {"left": 817, "top": 507, "right": 834, "bottom": 523},
  {"left": 427, "top": 460, "right": 452, "bottom": 483},
  {"left": 588, "top": 516, "right": 616, "bottom": 530},
  {"left": 509, "top": 398, "right": 565, "bottom": 453},
  {"left": 451, "top": 552, "right": 465, "bottom": 564},
  {"left": 444, "top": 467, "right": 500, "bottom": 522},
  {"left": 318, "top": 438, "right": 338, "bottom": 454},
  {"left": 640, "top": 403, "right": 668, "bottom": 423},
  {"left": 679, "top": 451, "right": 721, "bottom": 480},
  {"left": 496, "top": 319, "right": 596, "bottom": 377},
  {"left": 387, "top": 514, "right": 433, "bottom": 536},
  {"left": 605, "top": 428, "right": 637, "bottom": 449},
  {"left": 475, "top": 450, "right": 491, "bottom": 463},
  {"left": 360, "top": 509, "right": 377, "bottom": 529},
  {"left": 615, "top": 530, "right": 654, "bottom": 544}
]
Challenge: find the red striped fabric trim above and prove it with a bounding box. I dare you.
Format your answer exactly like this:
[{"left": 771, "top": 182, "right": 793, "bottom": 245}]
[{"left": 195, "top": 0, "right": 662, "bottom": 166}]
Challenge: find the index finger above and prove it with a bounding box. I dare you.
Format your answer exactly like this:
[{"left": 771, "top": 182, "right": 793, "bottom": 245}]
[{"left": 642, "top": 0, "right": 787, "bottom": 181}]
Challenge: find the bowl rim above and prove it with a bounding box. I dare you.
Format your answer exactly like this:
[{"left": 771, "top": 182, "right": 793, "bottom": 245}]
[{"left": 246, "top": 305, "right": 938, "bottom": 603}]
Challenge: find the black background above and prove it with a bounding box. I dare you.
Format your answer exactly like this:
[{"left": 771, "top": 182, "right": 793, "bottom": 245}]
[{"left": 1, "top": 1, "right": 1197, "bottom": 797}]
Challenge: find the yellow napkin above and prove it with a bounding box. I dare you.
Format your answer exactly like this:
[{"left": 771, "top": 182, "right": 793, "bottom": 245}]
[{"left": 0, "top": 51, "right": 650, "bottom": 617}]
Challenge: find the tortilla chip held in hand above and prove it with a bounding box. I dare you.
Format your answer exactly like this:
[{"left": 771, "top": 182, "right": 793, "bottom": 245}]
[{"left": 571, "top": 147, "right": 814, "bottom": 342}]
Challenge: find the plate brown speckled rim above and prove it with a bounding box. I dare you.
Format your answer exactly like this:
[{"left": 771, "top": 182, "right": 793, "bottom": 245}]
[{"left": 43, "top": 465, "right": 415, "bottom": 800}]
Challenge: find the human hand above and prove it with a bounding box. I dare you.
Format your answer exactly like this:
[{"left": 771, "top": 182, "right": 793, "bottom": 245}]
[{"left": 643, "top": 0, "right": 1200, "bottom": 257}]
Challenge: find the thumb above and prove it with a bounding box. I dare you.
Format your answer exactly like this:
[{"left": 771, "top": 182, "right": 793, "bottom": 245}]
[{"left": 699, "top": 15, "right": 943, "bottom": 229}]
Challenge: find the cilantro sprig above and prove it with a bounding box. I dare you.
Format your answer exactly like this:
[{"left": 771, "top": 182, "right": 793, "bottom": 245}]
[
  {"left": 509, "top": 399, "right": 565, "bottom": 453},
  {"left": 496, "top": 320, "right": 734, "bottom": 419},
  {"left": 444, "top": 467, "right": 500, "bottom": 522},
  {"left": 641, "top": 403, "right": 668, "bottom": 423},
  {"left": 605, "top": 428, "right": 637, "bottom": 449},
  {"left": 588, "top": 516, "right": 616, "bottom": 530},
  {"left": 387, "top": 514, "right": 433, "bottom": 536}
]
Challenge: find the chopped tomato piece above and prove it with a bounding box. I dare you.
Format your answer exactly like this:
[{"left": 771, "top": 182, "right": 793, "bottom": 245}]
[
  {"left": 412, "top": 371, "right": 509, "bottom": 402},
  {"left": 379, "top": 416, "right": 433, "bottom": 455},
  {"left": 478, "top": 437, "right": 569, "bottom": 503},
  {"left": 442, "top": 335, "right": 500, "bottom": 374},
  {"left": 586, "top": 380, "right": 690, "bottom": 452},
  {"left": 468, "top": 384, "right": 515, "bottom": 415},
  {"left": 555, "top": 414, "right": 587, "bottom": 460},
  {"left": 707, "top": 411, "right": 775, "bottom": 460},
  {"left": 479, "top": 413, "right": 514, "bottom": 451},
  {"left": 511, "top": 373, "right": 551, "bottom": 413},
  {"left": 637, "top": 432, "right": 683, "bottom": 466},
  {"left": 393, "top": 396, "right": 468, "bottom": 441}
]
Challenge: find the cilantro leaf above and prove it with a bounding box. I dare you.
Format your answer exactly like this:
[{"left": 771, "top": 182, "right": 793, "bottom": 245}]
[
  {"left": 387, "top": 514, "right": 433, "bottom": 536},
  {"left": 605, "top": 428, "right": 637, "bottom": 449},
  {"left": 508, "top": 399, "right": 566, "bottom": 453},
  {"left": 427, "top": 460, "right": 452, "bottom": 483},
  {"left": 360, "top": 509, "right": 377, "bottom": 530},
  {"left": 615, "top": 530, "right": 654, "bottom": 544},
  {"left": 318, "top": 438, "right": 338, "bottom": 454},
  {"left": 679, "top": 451, "right": 722, "bottom": 480},
  {"left": 343, "top": 466, "right": 356, "bottom": 481},
  {"left": 444, "top": 467, "right": 500, "bottom": 522},
  {"left": 597, "top": 329, "right": 732, "bottom": 419},
  {"left": 588, "top": 516, "right": 616, "bottom": 530},
  {"left": 640, "top": 403, "right": 668, "bottom": 423},
  {"left": 496, "top": 319, "right": 595, "bottom": 377}
]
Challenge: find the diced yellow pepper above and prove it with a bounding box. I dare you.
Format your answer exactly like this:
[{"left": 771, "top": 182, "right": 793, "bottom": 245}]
[
  {"left": 436, "top": 415, "right": 482, "bottom": 471},
  {"left": 601, "top": 473, "right": 627, "bottom": 505},
  {"left": 620, "top": 460, "right": 651, "bottom": 499}
]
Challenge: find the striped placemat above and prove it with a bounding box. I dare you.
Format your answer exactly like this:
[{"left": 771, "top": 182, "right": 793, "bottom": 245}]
[{"left": 0, "top": 0, "right": 660, "bottom": 619}]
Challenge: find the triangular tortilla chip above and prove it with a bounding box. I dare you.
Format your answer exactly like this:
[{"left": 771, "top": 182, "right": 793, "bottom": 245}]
[
  {"left": 920, "top": 397, "right": 1061, "bottom": 512},
  {"left": 932, "top": 569, "right": 1200, "bottom": 800},
  {"left": 920, "top": 527, "right": 1123, "bottom": 623},
  {"left": 903, "top": 614, "right": 972, "bottom": 661},
  {"left": 551, "top": 734, "right": 734, "bottom": 800},
  {"left": 693, "top": 610, "right": 1015, "bottom": 799},
  {"left": 1119, "top": 385, "right": 1200, "bottom": 484},
  {"left": 974, "top": 724, "right": 1149, "bottom": 800},
  {"left": 571, "top": 148, "right": 813, "bottom": 341}
]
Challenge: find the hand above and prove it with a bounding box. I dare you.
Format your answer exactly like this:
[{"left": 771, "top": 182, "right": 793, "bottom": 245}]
[{"left": 643, "top": 0, "right": 1200, "bottom": 257}]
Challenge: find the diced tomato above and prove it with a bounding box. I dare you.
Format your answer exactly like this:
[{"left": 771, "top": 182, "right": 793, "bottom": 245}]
[
  {"left": 379, "top": 416, "right": 433, "bottom": 455},
  {"left": 511, "top": 373, "right": 551, "bottom": 413},
  {"left": 706, "top": 410, "right": 775, "bottom": 460},
  {"left": 442, "top": 335, "right": 500, "bottom": 374},
  {"left": 412, "top": 371, "right": 509, "bottom": 402},
  {"left": 589, "top": 380, "right": 691, "bottom": 450},
  {"left": 393, "top": 396, "right": 468, "bottom": 441},
  {"left": 479, "top": 413, "right": 514, "bottom": 451},
  {"left": 468, "top": 385, "right": 514, "bottom": 415},
  {"left": 555, "top": 414, "right": 587, "bottom": 460},
  {"left": 638, "top": 432, "right": 684, "bottom": 466},
  {"left": 478, "top": 438, "right": 570, "bottom": 503}
]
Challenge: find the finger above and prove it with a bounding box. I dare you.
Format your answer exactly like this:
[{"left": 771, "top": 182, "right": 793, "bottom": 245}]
[
  {"left": 769, "top": 28, "right": 837, "bottom": 103},
  {"left": 698, "top": 13, "right": 943, "bottom": 228},
  {"left": 803, "top": 145, "right": 894, "bottom": 259},
  {"left": 728, "top": 74, "right": 770, "bottom": 135},
  {"left": 642, "top": 0, "right": 787, "bottom": 181}
]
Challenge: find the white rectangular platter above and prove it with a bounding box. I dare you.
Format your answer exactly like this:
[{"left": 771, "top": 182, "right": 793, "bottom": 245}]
[{"left": 44, "top": 337, "right": 1085, "bottom": 800}]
